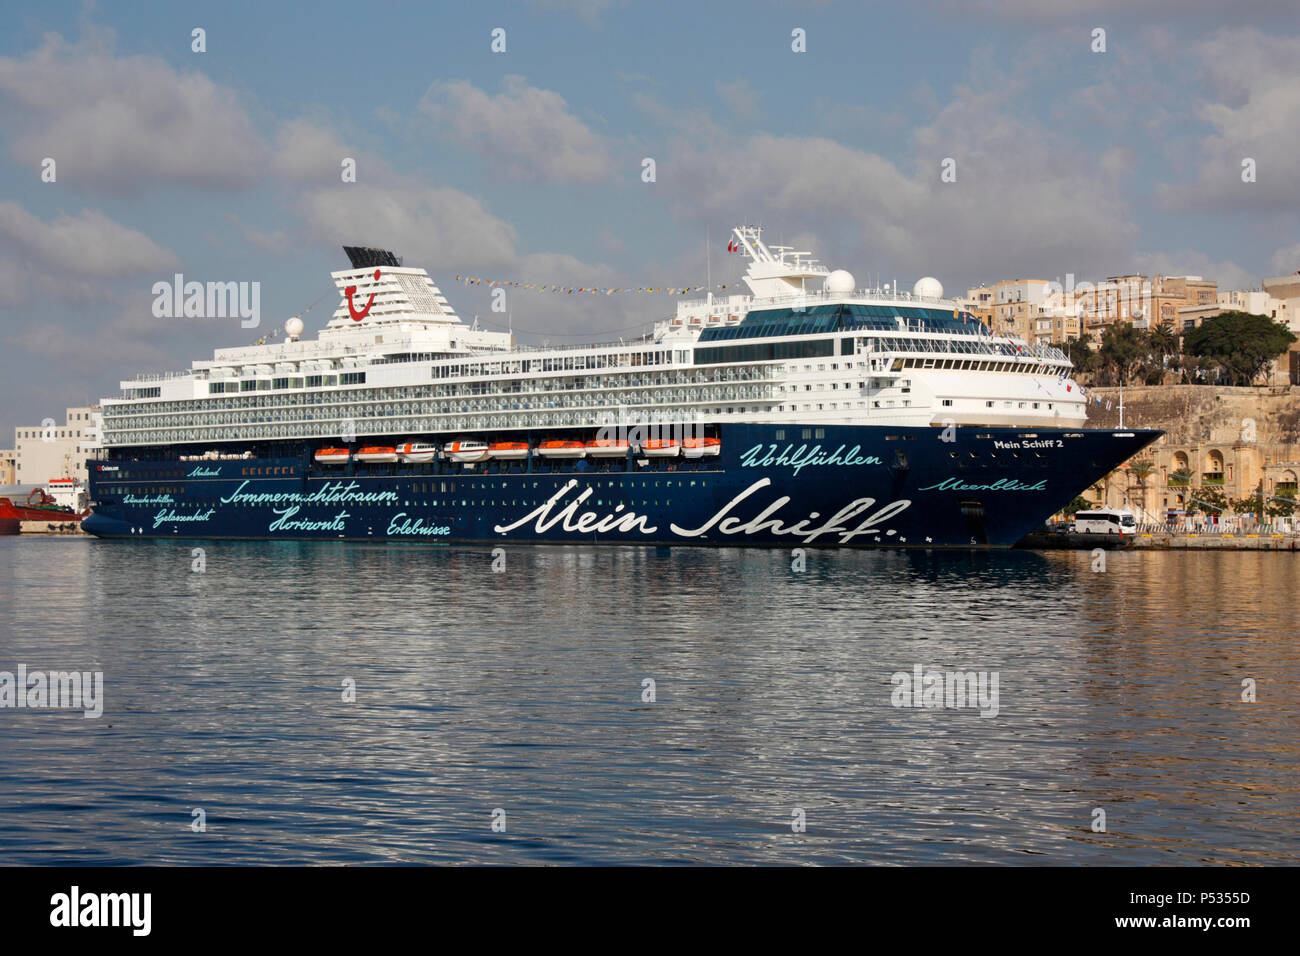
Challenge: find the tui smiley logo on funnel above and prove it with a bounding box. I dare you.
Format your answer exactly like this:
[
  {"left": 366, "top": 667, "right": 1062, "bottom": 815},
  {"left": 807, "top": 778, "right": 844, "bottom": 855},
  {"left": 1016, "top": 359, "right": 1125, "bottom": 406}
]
[{"left": 346, "top": 269, "right": 382, "bottom": 321}]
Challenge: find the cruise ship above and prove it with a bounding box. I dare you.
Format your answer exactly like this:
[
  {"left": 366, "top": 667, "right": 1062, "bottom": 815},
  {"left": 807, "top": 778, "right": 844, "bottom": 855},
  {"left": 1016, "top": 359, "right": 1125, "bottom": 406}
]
[{"left": 83, "top": 227, "right": 1158, "bottom": 547}]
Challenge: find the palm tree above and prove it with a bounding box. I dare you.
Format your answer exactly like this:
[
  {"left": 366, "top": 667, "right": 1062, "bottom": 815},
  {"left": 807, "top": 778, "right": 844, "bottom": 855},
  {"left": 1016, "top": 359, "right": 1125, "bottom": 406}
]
[
  {"left": 1126, "top": 460, "right": 1155, "bottom": 518},
  {"left": 1149, "top": 325, "right": 1178, "bottom": 357}
]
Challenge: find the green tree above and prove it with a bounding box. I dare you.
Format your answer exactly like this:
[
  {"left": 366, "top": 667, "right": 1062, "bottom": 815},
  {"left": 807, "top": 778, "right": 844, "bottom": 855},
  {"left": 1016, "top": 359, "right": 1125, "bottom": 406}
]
[
  {"left": 1235, "top": 492, "right": 1265, "bottom": 517},
  {"left": 1061, "top": 495, "right": 1093, "bottom": 518},
  {"left": 1055, "top": 337, "right": 1097, "bottom": 378},
  {"left": 1149, "top": 325, "right": 1179, "bottom": 357},
  {"left": 1139, "top": 361, "right": 1166, "bottom": 385},
  {"left": 1098, "top": 324, "right": 1149, "bottom": 385},
  {"left": 1190, "top": 487, "right": 1229, "bottom": 516},
  {"left": 1182, "top": 311, "right": 1296, "bottom": 386},
  {"left": 1267, "top": 494, "right": 1298, "bottom": 518}
]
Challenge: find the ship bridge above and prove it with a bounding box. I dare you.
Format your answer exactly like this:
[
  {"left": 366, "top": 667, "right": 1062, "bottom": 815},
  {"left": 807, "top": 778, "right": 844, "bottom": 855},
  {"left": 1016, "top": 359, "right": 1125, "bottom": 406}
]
[{"left": 732, "top": 225, "right": 829, "bottom": 298}]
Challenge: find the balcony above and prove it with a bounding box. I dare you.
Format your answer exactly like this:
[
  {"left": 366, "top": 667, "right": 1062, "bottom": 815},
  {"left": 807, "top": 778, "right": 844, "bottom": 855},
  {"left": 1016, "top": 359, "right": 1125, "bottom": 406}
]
[{"left": 1202, "top": 472, "right": 1225, "bottom": 486}]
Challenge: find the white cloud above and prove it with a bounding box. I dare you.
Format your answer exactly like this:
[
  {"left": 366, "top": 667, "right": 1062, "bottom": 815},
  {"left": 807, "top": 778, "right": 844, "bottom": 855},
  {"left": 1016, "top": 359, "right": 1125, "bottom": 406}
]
[
  {"left": 287, "top": 177, "right": 669, "bottom": 342},
  {"left": 418, "top": 76, "right": 613, "bottom": 184},
  {"left": 658, "top": 77, "right": 1140, "bottom": 289},
  {"left": 1268, "top": 241, "right": 1300, "bottom": 277},
  {"left": 6, "top": 285, "right": 205, "bottom": 381},
  {"left": 241, "top": 225, "right": 295, "bottom": 256},
  {"left": 0, "top": 255, "right": 93, "bottom": 308},
  {"left": 717, "top": 78, "right": 760, "bottom": 120},
  {"left": 932, "top": 0, "right": 1299, "bottom": 20},
  {"left": 525, "top": 0, "right": 616, "bottom": 25},
  {"left": 271, "top": 119, "right": 362, "bottom": 184},
  {"left": 295, "top": 182, "right": 520, "bottom": 272},
  {"left": 1157, "top": 29, "right": 1300, "bottom": 210},
  {"left": 0, "top": 32, "right": 267, "bottom": 193},
  {"left": 1131, "top": 250, "right": 1257, "bottom": 293},
  {"left": 0, "top": 200, "right": 180, "bottom": 280}
]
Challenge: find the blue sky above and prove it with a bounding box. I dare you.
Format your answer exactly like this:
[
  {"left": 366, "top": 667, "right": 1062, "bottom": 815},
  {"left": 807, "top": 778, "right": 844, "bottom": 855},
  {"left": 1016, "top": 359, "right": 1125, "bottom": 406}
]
[{"left": 2, "top": 0, "right": 1299, "bottom": 433}]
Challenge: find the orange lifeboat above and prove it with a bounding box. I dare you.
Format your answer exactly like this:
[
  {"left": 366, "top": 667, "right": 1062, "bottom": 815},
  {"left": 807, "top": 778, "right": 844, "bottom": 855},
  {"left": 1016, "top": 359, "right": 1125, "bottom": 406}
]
[
  {"left": 314, "top": 447, "right": 351, "bottom": 465},
  {"left": 537, "top": 440, "right": 586, "bottom": 459},
  {"left": 444, "top": 440, "right": 490, "bottom": 463},
  {"left": 397, "top": 442, "right": 438, "bottom": 463},
  {"left": 584, "top": 438, "right": 631, "bottom": 458},
  {"left": 682, "top": 437, "right": 720, "bottom": 458},
  {"left": 641, "top": 438, "right": 680, "bottom": 458},
  {"left": 356, "top": 445, "right": 398, "bottom": 463},
  {"left": 488, "top": 441, "right": 530, "bottom": 460}
]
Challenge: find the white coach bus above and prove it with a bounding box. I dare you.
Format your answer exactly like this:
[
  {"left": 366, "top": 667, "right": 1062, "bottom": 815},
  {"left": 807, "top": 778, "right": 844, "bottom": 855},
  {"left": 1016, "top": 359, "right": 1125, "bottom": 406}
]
[{"left": 1072, "top": 509, "right": 1138, "bottom": 535}]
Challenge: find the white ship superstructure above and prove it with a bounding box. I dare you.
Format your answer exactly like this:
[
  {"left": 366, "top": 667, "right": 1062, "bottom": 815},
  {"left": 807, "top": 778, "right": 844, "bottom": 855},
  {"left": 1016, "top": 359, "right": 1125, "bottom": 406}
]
[{"left": 98, "top": 229, "right": 1084, "bottom": 451}]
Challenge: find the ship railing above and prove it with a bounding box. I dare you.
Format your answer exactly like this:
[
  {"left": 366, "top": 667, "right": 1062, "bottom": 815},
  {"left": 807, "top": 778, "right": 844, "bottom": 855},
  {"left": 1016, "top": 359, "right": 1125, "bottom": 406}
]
[
  {"left": 747, "top": 289, "right": 955, "bottom": 308},
  {"left": 504, "top": 338, "right": 661, "bottom": 355},
  {"left": 101, "top": 375, "right": 781, "bottom": 425},
  {"left": 670, "top": 288, "right": 963, "bottom": 321},
  {"left": 125, "top": 369, "right": 207, "bottom": 384},
  {"left": 871, "top": 337, "right": 1069, "bottom": 363}
]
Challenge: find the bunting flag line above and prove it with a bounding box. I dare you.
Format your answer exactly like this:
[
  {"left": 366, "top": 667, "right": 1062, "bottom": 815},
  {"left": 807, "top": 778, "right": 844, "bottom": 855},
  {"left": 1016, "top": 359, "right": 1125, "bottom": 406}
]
[
  {"left": 453, "top": 275, "right": 739, "bottom": 296},
  {"left": 254, "top": 285, "right": 334, "bottom": 346}
]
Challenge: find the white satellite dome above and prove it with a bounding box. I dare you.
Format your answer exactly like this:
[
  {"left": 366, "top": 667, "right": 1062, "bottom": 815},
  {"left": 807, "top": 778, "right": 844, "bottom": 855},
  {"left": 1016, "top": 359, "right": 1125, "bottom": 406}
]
[
  {"left": 284, "top": 316, "right": 304, "bottom": 340},
  {"left": 912, "top": 276, "right": 943, "bottom": 300},
  {"left": 824, "top": 269, "right": 856, "bottom": 294}
]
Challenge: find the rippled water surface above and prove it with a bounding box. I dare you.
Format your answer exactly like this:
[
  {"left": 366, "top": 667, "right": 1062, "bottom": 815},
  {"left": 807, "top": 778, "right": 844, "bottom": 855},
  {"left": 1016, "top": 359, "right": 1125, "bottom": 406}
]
[{"left": 1, "top": 536, "right": 1297, "bottom": 865}]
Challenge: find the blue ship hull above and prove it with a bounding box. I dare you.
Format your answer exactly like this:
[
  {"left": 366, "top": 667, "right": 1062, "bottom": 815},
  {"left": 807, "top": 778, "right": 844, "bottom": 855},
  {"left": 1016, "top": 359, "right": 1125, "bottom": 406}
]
[{"left": 83, "top": 424, "right": 1160, "bottom": 548}]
